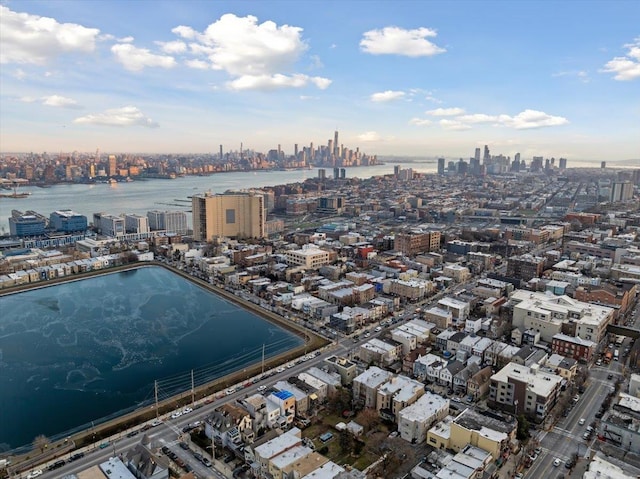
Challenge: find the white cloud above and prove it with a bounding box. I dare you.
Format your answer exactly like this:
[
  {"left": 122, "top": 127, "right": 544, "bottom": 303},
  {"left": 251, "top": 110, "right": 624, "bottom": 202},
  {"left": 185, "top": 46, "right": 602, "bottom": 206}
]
[
  {"left": 111, "top": 43, "right": 177, "bottom": 71},
  {"left": 18, "top": 94, "right": 81, "bottom": 108},
  {"left": 192, "top": 14, "right": 307, "bottom": 76},
  {"left": 0, "top": 5, "right": 100, "bottom": 65},
  {"left": 426, "top": 107, "right": 465, "bottom": 116},
  {"left": 408, "top": 117, "right": 432, "bottom": 126},
  {"left": 156, "top": 40, "right": 187, "bottom": 54},
  {"left": 360, "top": 26, "right": 445, "bottom": 57},
  {"left": 456, "top": 113, "right": 498, "bottom": 124},
  {"left": 185, "top": 59, "right": 210, "bottom": 70},
  {"left": 170, "top": 13, "right": 329, "bottom": 91},
  {"left": 370, "top": 90, "right": 406, "bottom": 102},
  {"left": 439, "top": 119, "right": 471, "bottom": 130},
  {"left": 118, "top": 36, "right": 134, "bottom": 43},
  {"left": 227, "top": 74, "right": 331, "bottom": 91},
  {"left": 425, "top": 95, "right": 442, "bottom": 104},
  {"left": 552, "top": 70, "right": 590, "bottom": 83},
  {"left": 601, "top": 38, "right": 640, "bottom": 81},
  {"left": 500, "top": 109, "right": 569, "bottom": 129},
  {"left": 309, "top": 54, "right": 323, "bottom": 69},
  {"left": 357, "top": 131, "right": 381, "bottom": 142},
  {"left": 172, "top": 25, "right": 198, "bottom": 40},
  {"left": 42, "top": 95, "right": 81, "bottom": 108},
  {"left": 74, "top": 106, "right": 159, "bottom": 127}
]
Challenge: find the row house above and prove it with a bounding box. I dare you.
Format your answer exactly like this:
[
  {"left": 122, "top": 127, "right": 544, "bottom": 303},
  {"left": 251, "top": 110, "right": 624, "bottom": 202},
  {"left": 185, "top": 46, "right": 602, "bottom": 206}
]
[
  {"left": 353, "top": 367, "right": 393, "bottom": 409},
  {"left": 358, "top": 338, "right": 402, "bottom": 366},
  {"left": 466, "top": 366, "right": 493, "bottom": 400},
  {"left": 438, "top": 297, "right": 471, "bottom": 322},
  {"left": 551, "top": 333, "right": 596, "bottom": 363},
  {"left": 376, "top": 375, "right": 425, "bottom": 422},
  {"left": 397, "top": 392, "right": 449, "bottom": 444},
  {"left": 439, "top": 360, "right": 466, "bottom": 389},
  {"left": 413, "top": 353, "right": 444, "bottom": 381},
  {"left": 424, "top": 306, "right": 453, "bottom": 329}
]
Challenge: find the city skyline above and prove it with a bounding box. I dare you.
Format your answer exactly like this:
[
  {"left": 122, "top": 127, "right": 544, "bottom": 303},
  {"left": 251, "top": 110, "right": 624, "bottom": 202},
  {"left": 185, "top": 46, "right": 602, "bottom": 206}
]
[{"left": 1, "top": 1, "right": 639, "bottom": 161}]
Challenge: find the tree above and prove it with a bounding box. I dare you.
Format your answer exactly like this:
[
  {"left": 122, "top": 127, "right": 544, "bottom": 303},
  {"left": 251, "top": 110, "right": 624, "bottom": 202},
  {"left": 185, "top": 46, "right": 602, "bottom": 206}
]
[
  {"left": 339, "top": 430, "right": 353, "bottom": 453},
  {"left": 33, "top": 434, "right": 49, "bottom": 453},
  {"left": 516, "top": 414, "right": 530, "bottom": 440}
]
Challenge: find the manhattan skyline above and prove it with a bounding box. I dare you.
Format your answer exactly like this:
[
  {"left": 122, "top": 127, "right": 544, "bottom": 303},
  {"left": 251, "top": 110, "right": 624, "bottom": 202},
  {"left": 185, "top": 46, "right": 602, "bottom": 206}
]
[{"left": 1, "top": 0, "right": 639, "bottom": 161}]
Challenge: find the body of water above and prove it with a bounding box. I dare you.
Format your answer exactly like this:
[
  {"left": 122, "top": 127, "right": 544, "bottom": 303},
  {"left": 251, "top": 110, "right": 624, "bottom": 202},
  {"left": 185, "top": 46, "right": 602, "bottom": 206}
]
[
  {"left": 0, "top": 164, "right": 419, "bottom": 234},
  {"left": 0, "top": 266, "right": 303, "bottom": 451}
]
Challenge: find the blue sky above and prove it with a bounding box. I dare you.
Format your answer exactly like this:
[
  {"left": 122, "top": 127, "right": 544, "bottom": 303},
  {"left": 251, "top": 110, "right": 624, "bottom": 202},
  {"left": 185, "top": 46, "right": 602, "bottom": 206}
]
[{"left": 1, "top": 0, "right": 639, "bottom": 161}]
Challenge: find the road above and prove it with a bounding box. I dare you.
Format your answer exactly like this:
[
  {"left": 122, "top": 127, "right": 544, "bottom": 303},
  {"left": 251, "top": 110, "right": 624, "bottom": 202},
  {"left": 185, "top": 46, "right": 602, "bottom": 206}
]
[{"left": 525, "top": 352, "right": 624, "bottom": 477}]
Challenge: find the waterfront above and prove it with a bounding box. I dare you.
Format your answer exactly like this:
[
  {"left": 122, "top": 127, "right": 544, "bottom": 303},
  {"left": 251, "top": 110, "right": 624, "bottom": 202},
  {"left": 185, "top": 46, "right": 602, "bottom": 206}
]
[
  {"left": 0, "top": 266, "right": 303, "bottom": 451},
  {"left": 0, "top": 164, "right": 424, "bottom": 234}
]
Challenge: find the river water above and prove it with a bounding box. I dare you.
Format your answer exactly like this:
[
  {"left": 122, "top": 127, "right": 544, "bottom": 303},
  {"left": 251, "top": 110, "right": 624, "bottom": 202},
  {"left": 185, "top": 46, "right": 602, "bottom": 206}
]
[
  {"left": 0, "top": 163, "right": 427, "bottom": 234},
  {"left": 0, "top": 266, "right": 303, "bottom": 451}
]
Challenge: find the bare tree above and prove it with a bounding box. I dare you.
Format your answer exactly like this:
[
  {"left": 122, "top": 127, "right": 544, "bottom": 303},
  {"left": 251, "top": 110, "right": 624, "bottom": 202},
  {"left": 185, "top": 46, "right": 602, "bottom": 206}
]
[{"left": 33, "top": 434, "right": 49, "bottom": 453}]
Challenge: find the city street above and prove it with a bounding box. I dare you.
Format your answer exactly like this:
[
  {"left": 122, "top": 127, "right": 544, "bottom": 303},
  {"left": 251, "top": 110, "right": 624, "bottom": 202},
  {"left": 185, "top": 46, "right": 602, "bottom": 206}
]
[{"left": 525, "top": 354, "right": 624, "bottom": 477}]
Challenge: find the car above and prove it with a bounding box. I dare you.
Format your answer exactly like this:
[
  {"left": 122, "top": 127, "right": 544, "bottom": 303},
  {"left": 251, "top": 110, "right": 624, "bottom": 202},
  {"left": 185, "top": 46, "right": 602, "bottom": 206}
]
[
  {"left": 179, "top": 442, "right": 189, "bottom": 450},
  {"left": 150, "top": 419, "right": 163, "bottom": 427},
  {"left": 364, "top": 332, "right": 370, "bottom": 337},
  {"left": 573, "top": 395, "right": 580, "bottom": 403},
  {"left": 583, "top": 432, "right": 591, "bottom": 440},
  {"left": 553, "top": 458, "right": 561, "bottom": 467},
  {"left": 26, "top": 470, "right": 43, "bottom": 479},
  {"left": 276, "top": 367, "right": 285, "bottom": 373},
  {"left": 375, "top": 326, "right": 382, "bottom": 332},
  {"left": 529, "top": 453, "right": 538, "bottom": 462},
  {"left": 565, "top": 460, "right": 574, "bottom": 469},
  {"left": 99, "top": 442, "right": 110, "bottom": 449},
  {"left": 388, "top": 431, "right": 399, "bottom": 438},
  {"left": 579, "top": 418, "right": 586, "bottom": 425},
  {"left": 534, "top": 447, "right": 542, "bottom": 455},
  {"left": 452, "top": 397, "right": 462, "bottom": 402},
  {"left": 69, "top": 452, "right": 85, "bottom": 462},
  {"left": 182, "top": 407, "right": 193, "bottom": 414},
  {"left": 608, "top": 373, "right": 614, "bottom": 380},
  {"left": 126, "top": 430, "right": 139, "bottom": 437},
  {"left": 201, "top": 457, "right": 212, "bottom": 467},
  {"left": 171, "top": 411, "right": 183, "bottom": 419},
  {"left": 225, "top": 388, "right": 236, "bottom": 395},
  {"left": 286, "top": 363, "right": 294, "bottom": 368},
  {"left": 48, "top": 460, "right": 66, "bottom": 471},
  {"left": 515, "top": 474, "right": 524, "bottom": 479},
  {"left": 258, "top": 385, "right": 267, "bottom": 392},
  {"left": 596, "top": 359, "right": 602, "bottom": 366}
]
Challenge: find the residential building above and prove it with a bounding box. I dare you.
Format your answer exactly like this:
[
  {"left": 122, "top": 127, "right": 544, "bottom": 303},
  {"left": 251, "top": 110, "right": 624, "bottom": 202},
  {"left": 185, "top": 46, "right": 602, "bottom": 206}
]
[
  {"left": 192, "top": 192, "right": 265, "bottom": 240},
  {"left": 376, "top": 375, "right": 424, "bottom": 422},
  {"left": 489, "top": 363, "right": 563, "bottom": 421},
  {"left": 286, "top": 245, "right": 332, "bottom": 269},
  {"left": 551, "top": 333, "right": 596, "bottom": 363},
  {"left": 397, "top": 392, "right": 449, "bottom": 444},
  {"left": 352, "top": 367, "right": 393, "bottom": 408}
]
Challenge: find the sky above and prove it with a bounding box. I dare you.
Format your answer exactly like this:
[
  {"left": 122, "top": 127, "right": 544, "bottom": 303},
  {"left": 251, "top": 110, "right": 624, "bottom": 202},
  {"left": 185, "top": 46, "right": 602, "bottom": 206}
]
[{"left": 1, "top": 0, "right": 639, "bottom": 162}]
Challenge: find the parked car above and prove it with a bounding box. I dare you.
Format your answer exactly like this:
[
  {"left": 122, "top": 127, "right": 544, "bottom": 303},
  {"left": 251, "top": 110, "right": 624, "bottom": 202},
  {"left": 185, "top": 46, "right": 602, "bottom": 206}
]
[
  {"left": 553, "top": 458, "right": 561, "bottom": 467},
  {"left": 26, "top": 470, "right": 43, "bottom": 479},
  {"left": 579, "top": 418, "right": 586, "bottom": 425},
  {"left": 69, "top": 452, "right": 85, "bottom": 462}
]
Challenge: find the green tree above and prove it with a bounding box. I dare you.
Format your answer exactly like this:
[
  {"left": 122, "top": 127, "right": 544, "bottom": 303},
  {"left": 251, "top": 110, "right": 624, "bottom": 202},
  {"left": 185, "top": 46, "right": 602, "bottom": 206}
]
[{"left": 516, "top": 414, "right": 530, "bottom": 440}]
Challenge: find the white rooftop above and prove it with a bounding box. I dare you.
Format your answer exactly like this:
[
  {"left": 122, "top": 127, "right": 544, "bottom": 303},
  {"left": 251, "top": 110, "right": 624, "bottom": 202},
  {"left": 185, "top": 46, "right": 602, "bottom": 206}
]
[
  {"left": 398, "top": 392, "right": 449, "bottom": 422},
  {"left": 254, "top": 427, "right": 302, "bottom": 459},
  {"left": 491, "top": 363, "right": 563, "bottom": 398}
]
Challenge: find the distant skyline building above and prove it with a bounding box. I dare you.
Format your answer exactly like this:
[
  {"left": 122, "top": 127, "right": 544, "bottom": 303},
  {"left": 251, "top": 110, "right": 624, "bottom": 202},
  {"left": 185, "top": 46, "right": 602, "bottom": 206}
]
[
  {"left": 192, "top": 192, "right": 265, "bottom": 241},
  {"left": 610, "top": 181, "right": 633, "bottom": 203},
  {"left": 124, "top": 214, "right": 150, "bottom": 234},
  {"left": 474, "top": 148, "right": 481, "bottom": 163},
  {"left": 108, "top": 155, "right": 117, "bottom": 177},
  {"left": 559, "top": 157, "right": 567, "bottom": 169},
  {"left": 437, "top": 157, "right": 445, "bottom": 175}
]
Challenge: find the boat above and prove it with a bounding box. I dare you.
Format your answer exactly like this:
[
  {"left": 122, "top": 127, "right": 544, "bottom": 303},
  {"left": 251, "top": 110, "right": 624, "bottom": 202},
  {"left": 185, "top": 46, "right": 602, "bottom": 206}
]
[{"left": 0, "top": 192, "right": 31, "bottom": 198}]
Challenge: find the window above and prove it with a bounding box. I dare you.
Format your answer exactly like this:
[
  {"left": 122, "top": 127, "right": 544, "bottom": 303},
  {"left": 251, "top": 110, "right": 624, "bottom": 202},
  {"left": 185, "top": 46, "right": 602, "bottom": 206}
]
[{"left": 225, "top": 209, "right": 236, "bottom": 224}]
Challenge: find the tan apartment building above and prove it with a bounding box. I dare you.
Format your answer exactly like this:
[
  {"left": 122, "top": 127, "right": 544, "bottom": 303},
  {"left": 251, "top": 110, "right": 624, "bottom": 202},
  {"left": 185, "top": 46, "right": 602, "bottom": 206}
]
[{"left": 192, "top": 192, "right": 264, "bottom": 241}]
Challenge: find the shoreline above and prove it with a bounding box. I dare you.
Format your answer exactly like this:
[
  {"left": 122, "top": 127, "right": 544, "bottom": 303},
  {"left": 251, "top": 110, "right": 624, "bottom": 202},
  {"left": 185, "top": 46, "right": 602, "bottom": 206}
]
[{"left": 1, "top": 261, "right": 329, "bottom": 460}]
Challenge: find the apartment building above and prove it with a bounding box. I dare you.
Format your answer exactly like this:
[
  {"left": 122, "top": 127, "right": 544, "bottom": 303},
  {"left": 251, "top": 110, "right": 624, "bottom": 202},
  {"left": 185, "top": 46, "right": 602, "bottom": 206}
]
[
  {"left": 397, "top": 392, "right": 449, "bottom": 444},
  {"left": 192, "top": 192, "right": 265, "bottom": 240},
  {"left": 489, "top": 363, "right": 563, "bottom": 421}
]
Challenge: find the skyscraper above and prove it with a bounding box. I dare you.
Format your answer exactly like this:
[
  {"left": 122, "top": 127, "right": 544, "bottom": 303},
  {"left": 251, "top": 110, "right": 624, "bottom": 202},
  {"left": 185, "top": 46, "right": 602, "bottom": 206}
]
[
  {"left": 483, "top": 145, "right": 490, "bottom": 162},
  {"left": 474, "top": 148, "right": 481, "bottom": 162},
  {"left": 559, "top": 158, "right": 567, "bottom": 169},
  {"left": 108, "top": 155, "right": 117, "bottom": 177},
  {"left": 437, "top": 158, "right": 445, "bottom": 175},
  {"left": 334, "top": 130, "right": 339, "bottom": 157},
  {"left": 192, "top": 193, "right": 265, "bottom": 241}
]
